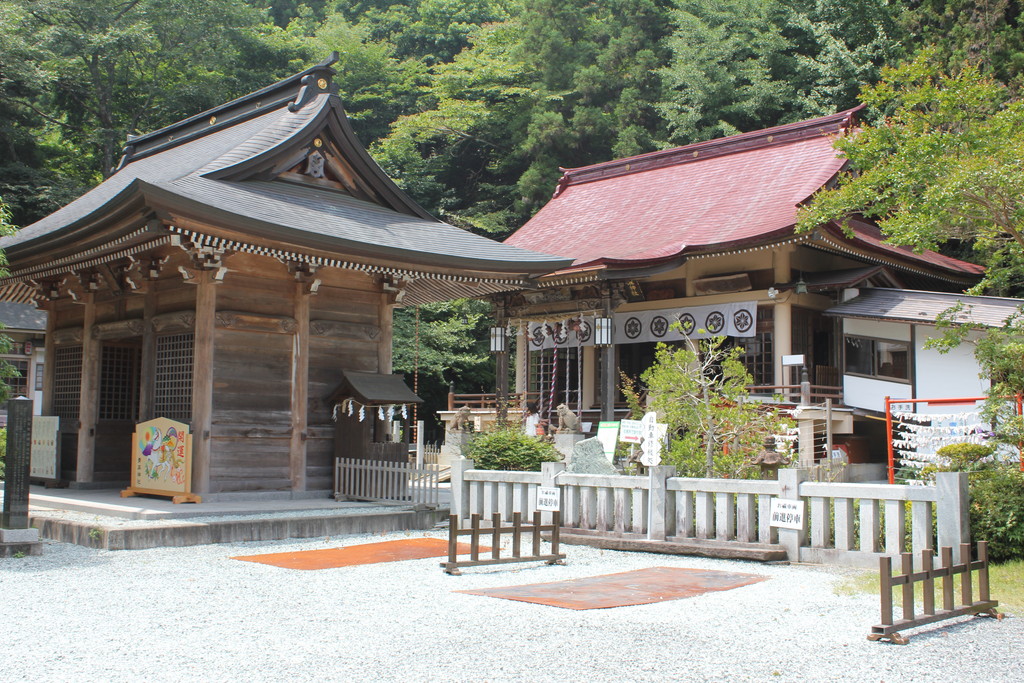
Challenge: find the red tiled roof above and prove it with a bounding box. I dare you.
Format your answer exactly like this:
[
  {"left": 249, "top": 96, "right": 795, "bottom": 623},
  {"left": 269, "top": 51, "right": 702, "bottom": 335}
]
[
  {"left": 505, "top": 107, "right": 982, "bottom": 279},
  {"left": 841, "top": 221, "right": 986, "bottom": 276}
]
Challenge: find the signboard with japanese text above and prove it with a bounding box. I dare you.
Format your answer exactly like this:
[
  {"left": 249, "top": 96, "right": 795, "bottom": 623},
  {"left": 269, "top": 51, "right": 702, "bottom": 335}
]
[
  {"left": 619, "top": 419, "right": 643, "bottom": 444},
  {"left": 29, "top": 416, "right": 60, "bottom": 480},
  {"left": 121, "top": 417, "right": 200, "bottom": 504},
  {"left": 536, "top": 486, "right": 561, "bottom": 511},
  {"left": 769, "top": 499, "right": 805, "bottom": 530}
]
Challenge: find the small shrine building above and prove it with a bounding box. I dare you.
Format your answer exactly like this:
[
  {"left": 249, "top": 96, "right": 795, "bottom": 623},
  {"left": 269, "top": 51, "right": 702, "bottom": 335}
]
[
  {"left": 0, "top": 55, "right": 569, "bottom": 494},
  {"left": 492, "top": 108, "right": 985, "bottom": 444}
]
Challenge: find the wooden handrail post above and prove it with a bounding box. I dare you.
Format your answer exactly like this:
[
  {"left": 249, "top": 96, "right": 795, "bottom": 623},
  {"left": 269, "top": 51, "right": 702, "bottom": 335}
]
[{"left": 879, "top": 555, "right": 893, "bottom": 626}]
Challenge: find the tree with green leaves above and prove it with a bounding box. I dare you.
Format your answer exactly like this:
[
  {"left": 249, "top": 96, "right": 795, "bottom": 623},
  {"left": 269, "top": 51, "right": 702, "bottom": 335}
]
[
  {"left": 0, "top": 0, "right": 301, "bottom": 181},
  {"left": 643, "top": 334, "right": 785, "bottom": 478},
  {"left": 899, "top": 0, "right": 1024, "bottom": 83},
  {"left": 391, "top": 299, "right": 496, "bottom": 436},
  {"left": 659, "top": 0, "right": 903, "bottom": 144},
  {"left": 796, "top": 51, "right": 1024, "bottom": 295}
]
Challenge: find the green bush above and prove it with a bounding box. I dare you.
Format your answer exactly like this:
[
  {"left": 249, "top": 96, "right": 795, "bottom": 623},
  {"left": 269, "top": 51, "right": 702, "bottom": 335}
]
[
  {"left": 936, "top": 442, "right": 996, "bottom": 470},
  {"left": 465, "top": 428, "right": 562, "bottom": 471},
  {"left": 970, "top": 466, "right": 1024, "bottom": 563}
]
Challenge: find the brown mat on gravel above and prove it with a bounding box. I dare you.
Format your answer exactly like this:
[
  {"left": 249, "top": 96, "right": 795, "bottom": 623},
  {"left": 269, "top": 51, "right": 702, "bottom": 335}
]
[
  {"left": 457, "top": 566, "right": 766, "bottom": 610},
  {"left": 232, "top": 537, "right": 483, "bottom": 570}
]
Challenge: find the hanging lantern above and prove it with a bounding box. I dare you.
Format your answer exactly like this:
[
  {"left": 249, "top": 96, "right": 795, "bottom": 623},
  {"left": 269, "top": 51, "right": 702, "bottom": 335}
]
[
  {"left": 490, "top": 326, "right": 507, "bottom": 353},
  {"left": 595, "top": 317, "right": 614, "bottom": 346}
]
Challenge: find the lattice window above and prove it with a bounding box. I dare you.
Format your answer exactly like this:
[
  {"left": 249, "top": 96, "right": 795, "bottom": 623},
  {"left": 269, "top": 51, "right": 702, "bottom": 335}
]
[
  {"left": 99, "top": 345, "right": 140, "bottom": 421},
  {"left": 53, "top": 345, "right": 83, "bottom": 420},
  {"left": 154, "top": 333, "right": 193, "bottom": 421}
]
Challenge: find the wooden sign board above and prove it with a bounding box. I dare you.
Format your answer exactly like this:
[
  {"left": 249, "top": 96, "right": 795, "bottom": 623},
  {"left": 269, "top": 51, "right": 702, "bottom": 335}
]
[
  {"left": 121, "top": 417, "right": 200, "bottom": 504},
  {"left": 30, "top": 416, "right": 60, "bottom": 481}
]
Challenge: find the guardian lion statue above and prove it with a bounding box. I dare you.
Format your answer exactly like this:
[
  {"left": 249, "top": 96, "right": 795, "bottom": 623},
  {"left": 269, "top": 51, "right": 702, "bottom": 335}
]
[
  {"left": 553, "top": 403, "right": 582, "bottom": 434},
  {"left": 449, "top": 406, "right": 473, "bottom": 433}
]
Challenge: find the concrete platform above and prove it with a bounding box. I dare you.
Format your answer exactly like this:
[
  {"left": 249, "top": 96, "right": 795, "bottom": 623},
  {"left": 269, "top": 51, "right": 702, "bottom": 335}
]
[{"left": 1, "top": 484, "right": 451, "bottom": 551}]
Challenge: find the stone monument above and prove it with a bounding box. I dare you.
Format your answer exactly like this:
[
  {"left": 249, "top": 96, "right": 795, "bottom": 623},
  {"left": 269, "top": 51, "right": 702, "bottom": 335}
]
[
  {"left": 1, "top": 398, "right": 42, "bottom": 556},
  {"left": 566, "top": 437, "right": 618, "bottom": 475}
]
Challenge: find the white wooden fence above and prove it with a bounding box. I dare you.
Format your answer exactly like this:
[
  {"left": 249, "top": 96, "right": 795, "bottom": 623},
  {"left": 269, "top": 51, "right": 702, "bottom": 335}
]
[
  {"left": 335, "top": 457, "right": 441, "bottom": 508},
  {"left": 450, "top": 459, "right": 970, "bottom": 569}
]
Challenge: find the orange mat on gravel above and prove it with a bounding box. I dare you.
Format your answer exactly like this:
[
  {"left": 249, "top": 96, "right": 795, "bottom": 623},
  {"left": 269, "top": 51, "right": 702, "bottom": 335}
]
[
  {"left": 232, "top": 537, "right": 483, "bottom": 570},
  {"left": 457, "top": 566, "right": 766, "bottom": 610}
]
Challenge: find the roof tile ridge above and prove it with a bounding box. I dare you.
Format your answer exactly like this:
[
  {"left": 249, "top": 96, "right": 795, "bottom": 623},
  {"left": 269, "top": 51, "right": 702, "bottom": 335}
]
[
  {"left": 551, "top": 105, "right": 864, "bottom": 197},
  {"left": 115, "top": 53, "right": 340, "bottom": 169},
  {"left": 191, "top": 95, "right": 330, "bottom": 178}
]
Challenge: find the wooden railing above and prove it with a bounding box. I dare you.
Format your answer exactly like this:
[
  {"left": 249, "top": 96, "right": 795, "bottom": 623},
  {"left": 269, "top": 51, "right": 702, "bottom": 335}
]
[
  {"left": 869, "top": 542, "right": 1000, "bottom": 644},
  {"left": 450, "top": 386, "right": 845, "bottom": 412},
  {"left": 335, "top": 457, "right": 441, "bottom": 508}
]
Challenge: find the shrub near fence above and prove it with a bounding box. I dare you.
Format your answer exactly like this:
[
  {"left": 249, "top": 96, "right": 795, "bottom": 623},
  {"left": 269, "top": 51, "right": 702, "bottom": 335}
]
[{"left": 450, "top": 459, "right": 971, "bottom": 569}]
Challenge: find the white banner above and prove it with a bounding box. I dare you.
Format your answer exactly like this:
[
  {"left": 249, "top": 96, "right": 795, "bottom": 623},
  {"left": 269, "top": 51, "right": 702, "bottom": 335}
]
[
  {"left": 526, "top": 317, "right": 595, "bottom": 350},
  {"left": 525, "top": 301, "right": 756, "bottom": 350},
  {"left": 614, "top": 301, "right": 756, "bottom": 344}
]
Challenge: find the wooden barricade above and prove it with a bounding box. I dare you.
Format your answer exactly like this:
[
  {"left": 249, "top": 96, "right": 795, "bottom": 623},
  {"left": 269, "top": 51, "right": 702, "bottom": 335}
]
[
  {"left": 869, "top": 542, "right": 1001, "bottom": 644},
  {"left": 441, "top": 511, "right": 566, "bottom": 575}
]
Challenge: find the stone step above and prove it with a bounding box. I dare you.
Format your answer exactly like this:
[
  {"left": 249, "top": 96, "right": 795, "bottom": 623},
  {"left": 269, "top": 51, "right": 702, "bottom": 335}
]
[
  {"left": 558, "top": 531, "right": 788, "bottom": 562},
  {"left": 31, "top": 508, "right": 449, "bottom": 551}
]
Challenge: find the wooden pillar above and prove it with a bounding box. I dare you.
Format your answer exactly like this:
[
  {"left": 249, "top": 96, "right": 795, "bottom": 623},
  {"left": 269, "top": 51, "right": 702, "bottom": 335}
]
[
  {"left": 600, "top": 289, "right": 616, "bottom": 421},
  {"left": 190, "top": 273, "right": 217, "bottom": 494},
  {"left": 582, "top": 345, "right": 596, "bottom": 410},
  {"left": 378, "top": 293, "right": 393, "bottom": 373},
  {"left": 774, "top": 300, "right": 793, "bottom": 389},
  {"left": 515, "top": 324, "right": 527, "bottom": 394},
  {"left": 289, "top": 281, "right": 311, "bottom": 491},
  {"left": 138, "top": 287, "right": 156, "bottom": 421},
  {"left": 773, "top": 245, "right": 793, "bottom": 390},
  {"left": 41, "top": 300, "right": 56, "bottom": 415},
  {"left": 76, "top": 294, "right": 99, "bottom": 483}
]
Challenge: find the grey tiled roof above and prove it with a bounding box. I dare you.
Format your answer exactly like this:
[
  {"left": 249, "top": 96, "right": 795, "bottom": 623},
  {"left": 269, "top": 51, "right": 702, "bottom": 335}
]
[
  {"left": 0, "top": 302, "right": 47, "bottom": 331},
  {"left": 825, "top": 288, "right": 1023, "bottom": 327},
  {"left": 1, "top": 81, "right": 571, "bottom": 276}
]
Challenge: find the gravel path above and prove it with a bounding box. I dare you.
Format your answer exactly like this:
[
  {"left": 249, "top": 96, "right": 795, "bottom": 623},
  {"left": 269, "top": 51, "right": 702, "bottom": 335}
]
[{"left": 1, "top": 530, "right": 1020, "bottom": 682}]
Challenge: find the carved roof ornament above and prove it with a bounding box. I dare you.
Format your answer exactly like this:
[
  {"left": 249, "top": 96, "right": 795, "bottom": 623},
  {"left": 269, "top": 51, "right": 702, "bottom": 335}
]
[{"left": 305, "top": 151, "right": 326, "bottom": 179}]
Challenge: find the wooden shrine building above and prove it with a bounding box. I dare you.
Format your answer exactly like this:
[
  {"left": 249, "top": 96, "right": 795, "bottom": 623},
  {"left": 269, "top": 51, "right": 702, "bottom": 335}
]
[
  {"left": 491, "top": 108, "right": 985, "bottom": 450},
  {"left": 0, "top": 55, "right": 569, "bottom": 495}
]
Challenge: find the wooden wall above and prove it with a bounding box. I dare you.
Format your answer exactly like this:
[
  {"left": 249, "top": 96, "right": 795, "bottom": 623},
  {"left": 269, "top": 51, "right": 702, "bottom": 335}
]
[{"left": 44, "top": 246, "right": 390, "bottom": 494}]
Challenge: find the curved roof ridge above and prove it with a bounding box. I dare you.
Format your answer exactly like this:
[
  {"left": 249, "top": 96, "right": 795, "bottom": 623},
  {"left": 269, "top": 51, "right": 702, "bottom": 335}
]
[
  {"left": 552, "top": 105, "right": 863, "bottom": 196},
  {"left": 117, "top": 53, "right": 339, "bottom": 168},
  {"left": 195, "top": 95, "right": 329, "bottom": 177}
]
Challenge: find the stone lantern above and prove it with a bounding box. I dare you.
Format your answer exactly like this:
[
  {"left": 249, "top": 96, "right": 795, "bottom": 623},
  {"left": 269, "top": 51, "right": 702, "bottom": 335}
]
[{"left": 750, "top": 437, "right": 791, "bottom": 480}]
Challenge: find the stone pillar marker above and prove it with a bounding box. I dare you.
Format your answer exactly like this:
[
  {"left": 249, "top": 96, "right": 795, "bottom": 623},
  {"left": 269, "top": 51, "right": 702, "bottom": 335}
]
[{"left": 1, "top": 398, "right": 42, "bottom": 555}]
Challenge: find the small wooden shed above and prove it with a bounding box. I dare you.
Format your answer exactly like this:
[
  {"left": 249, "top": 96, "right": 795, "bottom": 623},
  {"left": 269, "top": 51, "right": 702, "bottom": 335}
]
[
  {"left": 329, "top": 370, "right": 423, "bottom": 461},
  {"left": 0, "top": 54, "right": 570, "bottom": 495}
]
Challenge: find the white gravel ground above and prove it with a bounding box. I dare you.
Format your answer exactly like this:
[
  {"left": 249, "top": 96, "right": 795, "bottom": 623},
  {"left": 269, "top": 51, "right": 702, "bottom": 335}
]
[{"left": 1, "top": 530, "right": 1021, "bottom": 682}]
